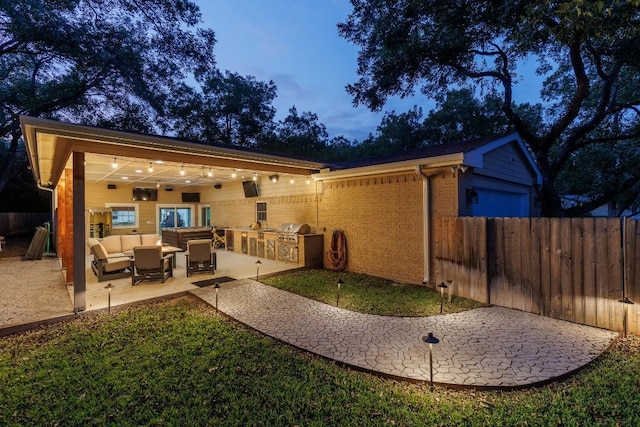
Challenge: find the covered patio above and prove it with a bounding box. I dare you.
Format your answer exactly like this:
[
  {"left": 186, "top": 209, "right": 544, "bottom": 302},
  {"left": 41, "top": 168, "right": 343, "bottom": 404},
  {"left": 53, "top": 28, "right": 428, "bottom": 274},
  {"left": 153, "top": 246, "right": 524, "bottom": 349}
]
[{"left": 0, "top": 249, "right": 301, "bottom": 335}]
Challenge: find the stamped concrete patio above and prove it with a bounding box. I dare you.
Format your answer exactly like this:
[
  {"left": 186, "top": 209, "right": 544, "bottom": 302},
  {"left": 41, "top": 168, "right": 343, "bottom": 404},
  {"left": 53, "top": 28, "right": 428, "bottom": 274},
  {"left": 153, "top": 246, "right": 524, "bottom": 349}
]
[{"left": 0, "top": 254, "right": 618, "bottom": 389}]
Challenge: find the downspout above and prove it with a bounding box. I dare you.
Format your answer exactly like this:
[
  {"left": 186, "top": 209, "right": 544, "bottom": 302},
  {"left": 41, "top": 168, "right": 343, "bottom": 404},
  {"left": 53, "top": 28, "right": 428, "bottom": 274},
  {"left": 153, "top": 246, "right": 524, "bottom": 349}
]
[{"left": 416, "top": 165, "right": 431, "bottom": 286}]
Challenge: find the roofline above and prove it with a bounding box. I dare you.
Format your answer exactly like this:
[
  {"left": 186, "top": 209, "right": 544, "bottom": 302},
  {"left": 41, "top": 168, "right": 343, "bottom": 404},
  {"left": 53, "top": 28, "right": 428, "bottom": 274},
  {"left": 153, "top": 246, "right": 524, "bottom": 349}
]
[
  {"left": 312, "top": 153, "right": 465, "bottom": 181},
  {"left": 313, "top": 132, "right": 543, "bottom": 185},
  {"left": 20, "top": 116, "right": 326, "bottom": 188}
]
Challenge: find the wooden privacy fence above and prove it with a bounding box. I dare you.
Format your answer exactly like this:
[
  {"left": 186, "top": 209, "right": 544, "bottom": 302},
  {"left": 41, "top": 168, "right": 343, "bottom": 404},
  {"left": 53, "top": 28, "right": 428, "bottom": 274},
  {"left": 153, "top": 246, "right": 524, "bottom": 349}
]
[
  {"left": 433, "top": 217, "right": 640, "bottom": 335},
  {"left": 0, "top": 212, "right": 49, "bottom": 236}
]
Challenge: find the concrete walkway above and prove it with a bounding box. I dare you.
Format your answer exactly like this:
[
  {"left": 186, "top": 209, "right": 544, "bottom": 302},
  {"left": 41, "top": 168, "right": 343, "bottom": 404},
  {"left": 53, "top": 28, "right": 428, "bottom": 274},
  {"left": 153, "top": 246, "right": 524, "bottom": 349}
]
[
  {"left": 1, "top": 256, "right": 619, "bottom": 388},
  {"left": 191, "top": 279, "right": 618, "bottom": 388}
]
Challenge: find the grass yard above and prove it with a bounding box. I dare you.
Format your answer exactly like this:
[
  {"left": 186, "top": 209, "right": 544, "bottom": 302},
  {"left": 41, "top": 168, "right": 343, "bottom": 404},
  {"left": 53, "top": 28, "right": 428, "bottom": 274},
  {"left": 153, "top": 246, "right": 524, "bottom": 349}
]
[
  {"left": 1, "top": 297, "right": 639, "bottom": 426},
  {"left": 262, "top": 269, "right": 485, "bottom": 316}
]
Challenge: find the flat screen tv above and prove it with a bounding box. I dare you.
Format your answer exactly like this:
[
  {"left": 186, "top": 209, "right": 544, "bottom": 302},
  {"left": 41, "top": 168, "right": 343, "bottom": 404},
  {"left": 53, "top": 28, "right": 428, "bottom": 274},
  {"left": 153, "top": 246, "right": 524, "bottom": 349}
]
[
  {"left": 242, "top": 180, "right": 259, "bottom": 198},
  {"left": 181, "top": 192, "right": 200, "bottom": 203},
  {"left": 132, "top": 188, "right": 158, "bottom": 201}
]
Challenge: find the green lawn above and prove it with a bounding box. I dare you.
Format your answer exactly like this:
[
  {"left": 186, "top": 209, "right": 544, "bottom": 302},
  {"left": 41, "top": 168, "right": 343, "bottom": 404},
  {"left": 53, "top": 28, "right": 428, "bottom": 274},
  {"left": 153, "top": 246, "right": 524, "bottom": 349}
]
[
  {"left": 262, "top": 269, "right": 485, "bottom": 316},
  {"left": 1, "top": 297, "right": 639, "bottom": 426}
]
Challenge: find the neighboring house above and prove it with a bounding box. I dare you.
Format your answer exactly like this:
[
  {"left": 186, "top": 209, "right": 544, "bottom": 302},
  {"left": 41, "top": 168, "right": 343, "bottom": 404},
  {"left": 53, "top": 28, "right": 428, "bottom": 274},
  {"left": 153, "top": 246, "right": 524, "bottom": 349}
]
[{"left": 21, "top": 117, "right": 541, "bottom": 311}]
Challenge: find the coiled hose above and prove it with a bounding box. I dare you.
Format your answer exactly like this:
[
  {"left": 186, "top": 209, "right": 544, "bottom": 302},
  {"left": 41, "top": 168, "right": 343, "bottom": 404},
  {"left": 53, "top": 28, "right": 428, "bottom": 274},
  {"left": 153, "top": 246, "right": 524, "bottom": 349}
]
[{"left": 329, "top": 229, "right": 347, "bottom": 271}]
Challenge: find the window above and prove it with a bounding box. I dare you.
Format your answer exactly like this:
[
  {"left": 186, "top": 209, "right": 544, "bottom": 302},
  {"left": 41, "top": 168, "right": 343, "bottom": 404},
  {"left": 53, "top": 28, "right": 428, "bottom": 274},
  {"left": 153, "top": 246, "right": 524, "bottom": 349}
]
[
  {"left": 200, "top": 205, "right": 211, "bottom": 226},
  {"left": 256, "top": 202, "right": 267, "bottom": 223},
  {"left": 107, "top": 204, "right": 138, "bottom": 228}
]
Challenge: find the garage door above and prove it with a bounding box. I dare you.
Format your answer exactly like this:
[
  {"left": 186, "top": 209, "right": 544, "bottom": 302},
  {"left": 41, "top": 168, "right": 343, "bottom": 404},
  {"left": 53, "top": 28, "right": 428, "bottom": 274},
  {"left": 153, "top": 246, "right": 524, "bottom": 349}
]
[{"left": 472, "top": 188, "right": 529, "bottom": 217}]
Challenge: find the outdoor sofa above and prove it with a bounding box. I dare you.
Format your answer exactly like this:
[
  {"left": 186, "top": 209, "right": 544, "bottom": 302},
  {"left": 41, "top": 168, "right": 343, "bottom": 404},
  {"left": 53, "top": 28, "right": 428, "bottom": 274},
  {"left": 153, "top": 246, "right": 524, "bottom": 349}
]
[{"left": 87, "top": 234, "right": 162, "bottom": 281}]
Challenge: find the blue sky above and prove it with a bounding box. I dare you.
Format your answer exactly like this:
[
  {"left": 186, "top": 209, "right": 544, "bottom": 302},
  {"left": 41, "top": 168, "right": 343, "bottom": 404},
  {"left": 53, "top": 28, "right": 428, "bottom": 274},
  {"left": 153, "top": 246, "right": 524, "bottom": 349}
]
[{"left": 194, "top": 1, "right": 543, "bottom": 142}]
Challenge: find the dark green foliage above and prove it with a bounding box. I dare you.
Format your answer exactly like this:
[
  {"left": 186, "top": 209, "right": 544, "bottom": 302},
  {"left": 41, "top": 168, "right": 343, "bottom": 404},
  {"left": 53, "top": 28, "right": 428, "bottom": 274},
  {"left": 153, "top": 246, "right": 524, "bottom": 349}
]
[{"left": 339, "top": 0, "right": 640, "bottom": 216}]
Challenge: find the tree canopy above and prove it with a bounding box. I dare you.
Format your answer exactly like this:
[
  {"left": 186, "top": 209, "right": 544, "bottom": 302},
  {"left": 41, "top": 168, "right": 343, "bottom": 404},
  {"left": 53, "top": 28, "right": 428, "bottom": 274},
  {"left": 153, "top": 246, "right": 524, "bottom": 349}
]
[
  {"left": 339, "top": 0, "right": 640, "bottom": 216},
  {"left": 0, "top": 0, "right": 216, "bottom": 194}
]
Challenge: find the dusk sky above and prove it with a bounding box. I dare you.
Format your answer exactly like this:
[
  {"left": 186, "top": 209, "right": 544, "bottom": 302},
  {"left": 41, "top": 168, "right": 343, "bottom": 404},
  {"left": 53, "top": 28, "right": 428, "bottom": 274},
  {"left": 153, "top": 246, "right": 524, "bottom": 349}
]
[{"left": 194, "top": 1, "right": 544, "bottom": 142}]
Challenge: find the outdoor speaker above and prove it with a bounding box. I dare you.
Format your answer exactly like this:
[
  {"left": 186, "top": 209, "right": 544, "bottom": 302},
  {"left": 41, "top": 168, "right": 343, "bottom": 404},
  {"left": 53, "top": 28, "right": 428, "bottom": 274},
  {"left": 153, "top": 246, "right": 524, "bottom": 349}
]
[
  {"left": 165, "top": 187, "right": 173, "bottom": 191},
  {"left": 214, "top": 184, "right": 222, "bottom": 189},
  {"left": 107, "top": 184, "right": 116, "bottom": 189}
]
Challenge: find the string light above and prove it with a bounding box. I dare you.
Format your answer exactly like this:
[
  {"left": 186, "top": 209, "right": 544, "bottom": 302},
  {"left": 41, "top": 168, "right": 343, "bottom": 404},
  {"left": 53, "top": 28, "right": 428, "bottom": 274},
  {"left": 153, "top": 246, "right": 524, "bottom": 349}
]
[
  {"left": 207, "top": 167, "right": 213, "bottom": 177},
  {"left": 180, "top": 164, "right": 186, "bottom": 176},
  {"left": 111, "top": 156, "right": 118, "bottom": 169},
  {"left": 253, "top": 172, "right": 258, "bottom": 181},
  {"left": 306, "top": 176, "right": 311, "bottom": 185},
  {"left": 231, "top": 169, "right": 237, "bottom": 178},
  {"left": 148, "top": 162, "right": 153, "bottom": 173}
]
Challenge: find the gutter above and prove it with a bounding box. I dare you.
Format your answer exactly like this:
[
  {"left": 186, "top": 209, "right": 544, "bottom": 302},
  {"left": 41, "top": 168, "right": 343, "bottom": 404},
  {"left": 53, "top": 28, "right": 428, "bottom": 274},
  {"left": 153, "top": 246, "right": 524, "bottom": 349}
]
[
  {"left": 414, "top": 165, "right": 451, "bottom": 286},
  {"left": 415, "top": 165, "right": 432, "bottom": 286}
]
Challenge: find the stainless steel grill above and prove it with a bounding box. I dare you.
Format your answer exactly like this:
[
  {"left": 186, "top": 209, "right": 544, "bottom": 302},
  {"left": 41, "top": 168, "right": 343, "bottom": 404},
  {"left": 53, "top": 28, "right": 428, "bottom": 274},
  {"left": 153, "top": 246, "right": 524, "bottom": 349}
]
[{"left": 276, "top": 223, "right": 310, "bottom": 262}]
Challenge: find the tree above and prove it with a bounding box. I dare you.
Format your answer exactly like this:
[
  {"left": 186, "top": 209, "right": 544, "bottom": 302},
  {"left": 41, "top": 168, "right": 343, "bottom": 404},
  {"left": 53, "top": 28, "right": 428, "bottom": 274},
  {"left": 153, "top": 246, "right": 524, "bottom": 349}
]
[
  {"left": 356, "top": 106, "right": 426, "bottom": 159},
  {"left": 339, "top": 0, "right": 640, "bottom": 216},
  {"left": 0, "top": 0, "right": 217, "bottom": 194},
  {"left": 260, "top": 106, "right": 329, "bottom": 159},
  {"left": 167, "top": 70, "right": 277, "bottom": 147}
]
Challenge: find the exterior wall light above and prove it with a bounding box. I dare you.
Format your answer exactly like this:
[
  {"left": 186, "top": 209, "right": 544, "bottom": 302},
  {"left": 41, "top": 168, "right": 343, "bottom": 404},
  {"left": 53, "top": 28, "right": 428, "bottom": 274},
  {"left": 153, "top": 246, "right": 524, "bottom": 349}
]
[
  {"left": 269, "top": 174, "right": 279, "bottom": 183},
  {"left": 466, "top": 188, "right": 479, "bottom": 205}
]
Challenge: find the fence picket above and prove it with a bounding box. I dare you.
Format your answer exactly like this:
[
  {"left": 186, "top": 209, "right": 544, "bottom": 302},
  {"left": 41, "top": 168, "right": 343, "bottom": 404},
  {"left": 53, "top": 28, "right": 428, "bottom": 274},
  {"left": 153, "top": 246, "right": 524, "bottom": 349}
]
[{"left": 434, "top": 216, "right": 640, "bottom": 335}]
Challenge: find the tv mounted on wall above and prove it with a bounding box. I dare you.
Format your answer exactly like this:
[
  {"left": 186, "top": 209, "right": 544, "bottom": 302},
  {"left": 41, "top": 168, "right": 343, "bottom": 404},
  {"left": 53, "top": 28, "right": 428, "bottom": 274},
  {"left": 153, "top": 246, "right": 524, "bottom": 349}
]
[
  {"left": 181, "top": 192, "right": 200, "bottom": 203},
  {"left": 132, "top": 188, "right": 158, "bottom": 201},
  {"left": 242, "top": 180, "right": 259, "bottom": 198}
]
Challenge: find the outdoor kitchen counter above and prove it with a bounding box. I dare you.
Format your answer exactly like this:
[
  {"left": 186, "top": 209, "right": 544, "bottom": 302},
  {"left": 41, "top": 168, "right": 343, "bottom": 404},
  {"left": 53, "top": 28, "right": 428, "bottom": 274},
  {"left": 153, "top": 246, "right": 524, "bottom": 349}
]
[{"left": 224, "top": 228, "right": 323, "bottom": 267}]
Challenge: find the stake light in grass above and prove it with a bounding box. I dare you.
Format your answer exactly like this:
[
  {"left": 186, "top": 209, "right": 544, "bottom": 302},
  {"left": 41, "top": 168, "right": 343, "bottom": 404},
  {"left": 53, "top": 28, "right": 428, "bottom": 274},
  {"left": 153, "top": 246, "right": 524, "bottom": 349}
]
[
  {"left": 104, "top": 282, "right": 115, "bottom": 313},
  {"left": 422, "top": 332, "right": 440, "bottom": 388},
  {"left": 438, "top": 282, "right": 448, "bottom": 313},
  {"left": 214, "top": 282, "right": 221, "bottom": 312},
  {"left": 336, "top": 278, "right": 344, "bottom": 307}
]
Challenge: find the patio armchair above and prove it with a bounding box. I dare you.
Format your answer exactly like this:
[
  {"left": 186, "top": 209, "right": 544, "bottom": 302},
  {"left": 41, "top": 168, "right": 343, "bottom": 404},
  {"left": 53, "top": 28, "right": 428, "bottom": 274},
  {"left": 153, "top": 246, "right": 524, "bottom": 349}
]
[
  {"left": 185, "top": 239, "right": 216, "bottom": 277},
  {"left": 131, "top": 246, "right": 173, "bottom": 285}
]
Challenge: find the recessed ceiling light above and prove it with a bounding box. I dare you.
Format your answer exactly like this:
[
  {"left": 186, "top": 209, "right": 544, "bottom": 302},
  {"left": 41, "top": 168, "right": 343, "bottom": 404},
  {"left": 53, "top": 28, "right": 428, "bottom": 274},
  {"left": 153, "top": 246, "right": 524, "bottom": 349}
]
[
  {"left": 121, "top": 176, "right": 128, "bottom": 180},
  {"left": 154, "top": 160, "right": 164, "bottom": 164},
  {"left": 185, "top": 180, "right": 191, "bottom": 184},
  {"left": 135, "top": 169, "right": 143, "bottom": 174}
]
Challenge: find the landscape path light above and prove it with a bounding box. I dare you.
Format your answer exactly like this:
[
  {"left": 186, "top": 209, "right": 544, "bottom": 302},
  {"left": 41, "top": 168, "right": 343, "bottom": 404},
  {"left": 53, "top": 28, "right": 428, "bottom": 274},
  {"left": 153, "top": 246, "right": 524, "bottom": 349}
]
[
  {"left": 422, "top": 332, "right": 440, "bottom": 388},
  {"left": 255, "top": 259, "right": 262, "bottom": 281},
  {"left": 438, "top": 282, "right": 448, "bottom": 314},
  {"left": 619, "top": 297, "right": 635, "bottom": 338},
  {"left": 214, "top": 282, "right": 220, "bottom": 312},
  {"left": 336, "top": 278, "right": 344, "bottom": 307},
  {"left": 104, "top": 282, "right": 115, "bottom": 313}
]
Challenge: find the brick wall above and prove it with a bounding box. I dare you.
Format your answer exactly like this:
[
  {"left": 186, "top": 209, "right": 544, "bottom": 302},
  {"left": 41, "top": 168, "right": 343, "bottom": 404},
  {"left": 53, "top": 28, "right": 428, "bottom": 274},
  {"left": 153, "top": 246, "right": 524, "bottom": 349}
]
[{"left": 317, "top": 173, "right": 422, "bottom": 283}]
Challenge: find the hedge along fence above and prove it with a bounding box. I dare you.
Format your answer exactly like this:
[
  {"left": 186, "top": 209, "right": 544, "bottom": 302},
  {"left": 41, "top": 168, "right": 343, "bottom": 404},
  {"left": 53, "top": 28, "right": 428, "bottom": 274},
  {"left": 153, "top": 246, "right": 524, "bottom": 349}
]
[
  {"left": 433, "top": 217, "right": 639, "bottom": 335},
  {"left": 0, "top": 212, "right": 49, "bottom": 236}
]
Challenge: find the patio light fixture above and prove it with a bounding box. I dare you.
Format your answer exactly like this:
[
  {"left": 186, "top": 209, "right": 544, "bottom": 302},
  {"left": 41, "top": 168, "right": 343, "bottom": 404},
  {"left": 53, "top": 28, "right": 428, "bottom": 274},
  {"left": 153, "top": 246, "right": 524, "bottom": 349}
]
[
  {"left": 255, "top": 259, "right": 262, "bottom": 281},
  {"left": 253, "top": 172, "right": 258, "bottom": 181},
  {"left": 180, "top": 164, "right": 186, "bottom": 176},
  {"left": 422, "top": 332, "right": 440, "bottom": 388},
  {"left": 214, "top": 282, "right": 220, "bottom": 312},
  {"left": 231, "top": 169, "right": 237, "bottom": 178},
  {"left": 104, "top": 282, "right": 115, "bottom": 313},
  {"left": 336, "top": 278, "right": 344, "bottom": 306},
  {"left": 438, "top": 282, "right": 448, "bottom": 313},
  {"left": 111, "top": 156, "right": 118, "bottom": 169},
  {"left": 619, "top": 297, "right": 635, "bottom": 337},
  {"left": 290, "top": 176, "right": 294, "bottom": 184},
  {"left": 148, "top": 162, "right": 153, "bottom": 173},
  {"left": 269, "top": 174, "right": 279, "bottom": 183},
  {"left": 208, "top": 167, "right": 213, "bottom": 177}
]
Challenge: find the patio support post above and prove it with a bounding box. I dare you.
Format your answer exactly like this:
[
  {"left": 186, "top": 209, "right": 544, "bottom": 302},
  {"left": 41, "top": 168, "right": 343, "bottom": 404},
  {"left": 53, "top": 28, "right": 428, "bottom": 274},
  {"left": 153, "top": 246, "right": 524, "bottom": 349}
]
[{"left": 73, "top": 152, "right": 86, "bottom": 312}]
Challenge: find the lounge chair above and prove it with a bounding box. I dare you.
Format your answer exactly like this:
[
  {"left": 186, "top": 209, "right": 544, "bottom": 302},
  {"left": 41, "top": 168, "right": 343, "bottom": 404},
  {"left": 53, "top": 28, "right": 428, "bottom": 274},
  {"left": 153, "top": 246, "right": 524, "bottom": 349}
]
[
  {"left": 185, "top": 239, "right": 216, "bottom": 277},
  {"left": 131, "top": 246, "right": 173, "bottom": 285}
]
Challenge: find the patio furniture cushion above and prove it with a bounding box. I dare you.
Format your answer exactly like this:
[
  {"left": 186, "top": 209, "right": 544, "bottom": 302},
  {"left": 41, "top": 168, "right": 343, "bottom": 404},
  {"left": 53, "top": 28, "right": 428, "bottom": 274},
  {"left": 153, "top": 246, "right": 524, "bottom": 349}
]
[
  {"left": 141, "top": 234, "right": 162, "bottom": 246},
  {"left": 102, "top": 256, "right": 132, "bottom": 273},
  {"left": 185, "top": 238, "right": 216, "bottom": 277},
  {"left": 120, "top": 234, "right": 144, "bottom": 252},
  {"left": 131, "top": 245, "right": 173, "bottom": 285},
  {"left": 100, "top": 235, "right": 124, "bottom": 254}
]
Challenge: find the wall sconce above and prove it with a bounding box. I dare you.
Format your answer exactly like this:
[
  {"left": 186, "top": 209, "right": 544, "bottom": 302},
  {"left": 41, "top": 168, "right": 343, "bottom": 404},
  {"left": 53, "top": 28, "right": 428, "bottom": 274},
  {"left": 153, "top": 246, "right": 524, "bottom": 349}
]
[
  {"left": 269, "top": 174, "right": 279, "bottom": 183},
  {"left": 466, "top": 188, "right": 479, "bottom": 205}
]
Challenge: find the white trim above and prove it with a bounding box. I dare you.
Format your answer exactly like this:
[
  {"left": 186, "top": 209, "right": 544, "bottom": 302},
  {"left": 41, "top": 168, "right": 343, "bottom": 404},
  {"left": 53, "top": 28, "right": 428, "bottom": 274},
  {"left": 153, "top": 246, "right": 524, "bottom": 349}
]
[{"left": 106, "top": 203, "right": 139, "bottom": 229}]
